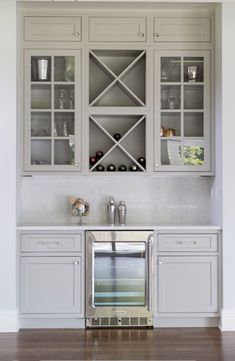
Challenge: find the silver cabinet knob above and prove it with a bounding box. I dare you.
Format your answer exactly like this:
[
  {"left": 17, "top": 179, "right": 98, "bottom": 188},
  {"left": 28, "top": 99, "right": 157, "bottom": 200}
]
[
  {"left": 154, "top": 163, "right": 159, "bottom": 168},
  {"left": 74, "top": 32, "right": 80, "bottom": 37},
  {"left": 138, "top": 33, "right": 145, "bottom": 37},
  {"left": 158, "top": 260, "right": 163, "bottom": 265},
  {"left": 154, "top": 33, "right": 160, "bottom": 38},
  {"left": 75, "top": 163, "right": 79, "bottom": 168},
  {"left": 74, "top": 261, "right": 79, "bottom": 265}
]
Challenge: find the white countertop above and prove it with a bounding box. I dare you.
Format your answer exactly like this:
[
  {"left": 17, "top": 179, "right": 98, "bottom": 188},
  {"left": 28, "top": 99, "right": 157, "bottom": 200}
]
[{"left": 16, "top": 223, "right": 221, "bottom": 231}]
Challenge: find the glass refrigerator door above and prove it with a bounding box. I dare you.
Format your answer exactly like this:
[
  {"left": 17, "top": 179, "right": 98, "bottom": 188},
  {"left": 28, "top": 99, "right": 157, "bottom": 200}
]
[{"left": 93, "top": 242, "right": 146, "bottom": 307}]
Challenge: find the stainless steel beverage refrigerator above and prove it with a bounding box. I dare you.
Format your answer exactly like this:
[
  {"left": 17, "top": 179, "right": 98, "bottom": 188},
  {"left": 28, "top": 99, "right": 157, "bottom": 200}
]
[{"left": 86, "top": 230, "right": 154, "bottom": 328}]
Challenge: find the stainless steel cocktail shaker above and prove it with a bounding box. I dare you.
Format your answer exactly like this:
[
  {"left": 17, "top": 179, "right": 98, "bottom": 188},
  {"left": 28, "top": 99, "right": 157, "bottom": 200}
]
[
  {"left": 107, "top": 197, "right": 116, "bottom": 225},
  {"left": 118, "top": 201, "right": 126, "bottom": 225}
]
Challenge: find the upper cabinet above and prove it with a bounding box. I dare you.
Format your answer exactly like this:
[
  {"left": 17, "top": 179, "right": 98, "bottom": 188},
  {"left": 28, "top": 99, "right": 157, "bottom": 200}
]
[
  {"left": 24, "top": 49, "right": 82, "bottom": 172},
  {"left": 21, "top": 12, "right": 213, "bottom": 175},
  {"left": 154, "top": 50, "right": 211, "bottom": 172},
  {"left": 153, "top": 17, "right": 211, "bottom": 42},
  {"left": 89, "top": 17, "right": 147, "bottom": 42}
]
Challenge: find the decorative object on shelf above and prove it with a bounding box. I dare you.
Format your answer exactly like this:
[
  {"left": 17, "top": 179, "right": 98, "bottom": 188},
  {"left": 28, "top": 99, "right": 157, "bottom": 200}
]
[
  {"left": 161, "top": 69, "right": 167, "bottom": 82},
  {"left": 107, "top": 164, "right": 116, "bottom": 171},
  {"left": 118, "top": 165, "right": 127, "bottom": 171},
  {"left": 96, "top": 151, "right": 104, "bottom": 160},
  {"left": 89, "top": 156, "right": 97, "bottom": 166},
  {"left": 70, "top": 197, "right": 89, "bottom": 225},
  {"left": 168, "top": 95, "right": 176, "bottom": 110},
  {"left": 64, "top": 56, "right": 75, "bottom": 82},
  {"left": 58, "top": 89, "right": 66, "bottom": 109},
  {"left": 137, "top": 157, "right": 146, "bottom": 167},
  {"left": 32, "top": 58, "right": 50, "bottom": 81},
  {"left": 129, "top": 164, "right": 138, "bottom": 171},
  {"left": 161, "top": 127, "right": 176, "bottom": 137},
  {"left": 63, "top": 118, "right": 69, "bottom": 137},
  {"left": 69, "top": 89, "right": 74, "bottom": 109},
  {"left": 96, "top": 164, "right": 105, "bottom": 171},
  {"left": 107, "top": 197, "right": 116, "bottom": 225},
  {"left": 188, "top": 65, "right": 197, "bottom": 82},
  {"left": 113, "top": 133, "right": 122, "bottom": 141}
]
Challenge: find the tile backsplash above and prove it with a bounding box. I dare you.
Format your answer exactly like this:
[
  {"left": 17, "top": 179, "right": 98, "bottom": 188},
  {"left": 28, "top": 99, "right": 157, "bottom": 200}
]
[{"left": 20, "top": 176, "right": 213, "bottom": 225}]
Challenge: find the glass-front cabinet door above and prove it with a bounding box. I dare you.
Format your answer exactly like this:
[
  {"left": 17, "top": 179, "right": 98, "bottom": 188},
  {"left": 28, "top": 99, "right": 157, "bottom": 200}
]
[
  {"left": 154, "top": 51, "right": 210, "bottom": 172},
  {"left": 24, "top": 50, "right": 81, "bottom": 172}
]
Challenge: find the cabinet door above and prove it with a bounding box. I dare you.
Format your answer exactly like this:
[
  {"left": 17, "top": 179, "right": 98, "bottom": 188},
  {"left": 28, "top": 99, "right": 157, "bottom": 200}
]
[
  {"left": 24, "top": 49, "right": 81, "bottom": 173},
  {"left": 24, "top": 17, "right": 81, "bottom": 42},
  {"left": 158, "top": 256, "right": 218, "bottom": 313},
  {"left": 154, "top": 50, "right": 211, "bottom": 173},
  {"left": 153, "top": 18, "right": 210, "bottom": 42},
  {"left": 20, "top": 257, "right": 83, "bottom": 314},
  {"left": 89, "top": 17, "right": 146, "bottom": 42}
]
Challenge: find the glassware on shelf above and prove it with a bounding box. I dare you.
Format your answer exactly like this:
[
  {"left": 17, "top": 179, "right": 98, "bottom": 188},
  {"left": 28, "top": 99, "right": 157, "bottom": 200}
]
[
  {"left": 31, "top": 57, "right": 51, "bottom": 81},
  {"left": 188, "top": 66, "right": 197, "bottom": 82},
  {"left": 69, "top": 89, "right": 74, "bottom": 109},
  {"left": 64, "top": 56, "right": 75, "bottom": 82},
  {"left": 168, "top": 95, "right": 176, "bottom": 110},
  {"left": 58, "top": 89, "right": 66, "bottom": 109},
  {"left": 161, "top": 69, "right": 167, "bottom": 82}
]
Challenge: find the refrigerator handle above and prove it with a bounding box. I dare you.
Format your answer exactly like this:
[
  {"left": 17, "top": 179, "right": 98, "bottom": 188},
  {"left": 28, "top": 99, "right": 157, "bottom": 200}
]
[{"left": 147, "top": 235, "right": 153, "bottom": 311}]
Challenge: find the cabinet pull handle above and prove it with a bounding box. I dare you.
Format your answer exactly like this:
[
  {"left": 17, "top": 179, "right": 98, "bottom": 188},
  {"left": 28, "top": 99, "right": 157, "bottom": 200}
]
[
  {"left": 138, "top": 32, "right": 145, "bottom": 37},
  {"left": 74, "top": 32, "right": 80, "bottom": 37},
  {"left": 193, "top": 241, "right": 197, "bottom": 245},
  {"left": 176, "top": 241, "right": 183, "bottom": 245},
  {"left": 75, "top": 163, "right": 80, "bottom": 168},
  {"left": 74, "top": 261, "right": 79, "bottom": 265},
  {"left": 158, "top": 260, "right": 163, "bottom": 265},
  {"left": 154, "top": 163, "right": 159, "bottom": 168},
  {"left": 154, "top": 33, "right": 160, "bottom": 38}
]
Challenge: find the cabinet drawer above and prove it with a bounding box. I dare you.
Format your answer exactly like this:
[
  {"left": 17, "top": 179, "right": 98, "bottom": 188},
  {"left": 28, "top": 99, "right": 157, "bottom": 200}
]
[
  {"left": 20, "top": 234, "right": 82, "bottom": 252},
  {"left": 158, "top": 234, "right": 218, "bottom": 252},
  {"left": 89, "top": 17, "right": 146, "bottom": 42},
  {"left": 24, "top": 17, "right": 81, "bottom": 42},
  {"left": 154, "top": 18, "right": 210, "bottom": 42}
]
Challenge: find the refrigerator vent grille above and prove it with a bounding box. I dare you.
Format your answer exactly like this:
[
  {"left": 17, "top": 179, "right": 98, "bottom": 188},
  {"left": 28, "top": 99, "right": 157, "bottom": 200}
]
[{"left": 87, "top": 317, "right": 152, "bottom": 328}]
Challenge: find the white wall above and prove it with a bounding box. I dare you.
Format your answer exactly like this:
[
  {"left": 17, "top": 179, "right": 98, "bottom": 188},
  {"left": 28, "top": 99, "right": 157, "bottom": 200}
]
[{"left": 0, "top": 0, "right": 17, "bottom": 331}]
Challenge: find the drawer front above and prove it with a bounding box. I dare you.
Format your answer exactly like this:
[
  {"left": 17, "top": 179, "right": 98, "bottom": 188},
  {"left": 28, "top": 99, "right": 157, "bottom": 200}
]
[
  {"left": 158, "top": 234, "right": 218, "bottom": 252},
  {"left": 154, "top": 18, "right": 211, "bottom": 42},
  {"left": 20, "top": 234, "right": 82, "bottom": 252},
  {"left": 89, "top": 17, "right": 146, "bottom": 42},
  {"left": 24, "top": 17, "right": 81, "bottom": 42}
]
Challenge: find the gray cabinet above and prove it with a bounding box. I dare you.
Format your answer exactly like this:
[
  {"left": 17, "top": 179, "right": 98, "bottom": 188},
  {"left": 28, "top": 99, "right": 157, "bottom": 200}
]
[
  {"left": 20, "top": 256, "right": 82, "bottom": 314},
  {"left": 158, "top": 255, "right": 218, "bottom": 313}
]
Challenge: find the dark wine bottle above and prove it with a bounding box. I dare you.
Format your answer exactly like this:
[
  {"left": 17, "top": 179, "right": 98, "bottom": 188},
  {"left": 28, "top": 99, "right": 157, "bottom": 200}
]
[
  {"left": 107, "top": 164, "right": 116, "bottom": 171},
  {"left": 96, "top": 151, "right": 104, "bottom": 160},
  {"left": 118, "top": 165, "right": 127, "bottom": 172},
  {"left": 113, "top": 133, "right": 121, "bottom": 141},
  {"left": 137, "top": 157, "right": 146, "bottom": 167},
  {"left": 96, "top": 164, "right": 105, "bottom": 171},
  {"left": 89, "top": 156, "right": 96, "bottom": 166},
  {"left": 129, "top": 164, "right": 138, "bottom": 171}
]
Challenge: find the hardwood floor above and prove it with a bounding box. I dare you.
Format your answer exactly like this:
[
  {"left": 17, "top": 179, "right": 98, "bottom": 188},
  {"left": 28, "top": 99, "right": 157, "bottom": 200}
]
[{"left": 0, "top": 328, "right": 235, "bottom": 361}]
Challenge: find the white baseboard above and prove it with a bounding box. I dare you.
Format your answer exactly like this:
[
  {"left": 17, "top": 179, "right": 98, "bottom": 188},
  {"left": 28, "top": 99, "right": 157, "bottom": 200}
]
[
  {"left": 0, "top": 310, "right": 18, "bottom": 332},
  {"left": 19, "top": 317, "right": 85, "bottom": 329},
  {"left": 220, "top": 309, "right": 235, "bottom": 331},
  {"left": 154, "top": 317, "right": 219, "bottom": 328}
]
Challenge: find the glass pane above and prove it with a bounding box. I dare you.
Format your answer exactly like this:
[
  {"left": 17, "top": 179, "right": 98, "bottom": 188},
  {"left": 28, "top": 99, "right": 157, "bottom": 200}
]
[
  {"left": 54, "top": 140, "right": 74, "bottom": 165},
  {"left": 161, "top": 139, "right": 181, "bottom": 165},
  {"left": 54, "top": 56, "right": 75, "bottom": 82},
  {"left": 184, "top": 112, "right": 204, "bottom": 137},
  {"left": 184, "top": 57, "right": 204, "bottom": 83},
  {"left": 184, "top": 142, "right": 205, "bottom": 166},
  {"left": 184, "top": 85, "right": 203, "bottom": 109},
  {"left": 54, "top": 113, "right": 74, "bottom": 137},
  {"left": 31, "top": 56, "right": 51, "bottom": 82},
  {"left": 161, "top": 112, "right": 181, "bottom": 137},
  {"left": 161, "top": 85, "right": 181, "bottom": 110},
  {"left": 94, "top": 242, "right": 146, "bottom": 306},
  {"left": 31, "top": 140, "right": 51, "bottom": 165},
  {"left": 161, "top": 57, "right": 181, "bottom": 82},
  {"left": 31, "top": 112, "right": 51, "bottom": 137},
  {"left": 31, "top": 84, "right": 51, "bottom": 109},
  {"left": 54, "top": 85, "right": 75, "bottom": 110}
]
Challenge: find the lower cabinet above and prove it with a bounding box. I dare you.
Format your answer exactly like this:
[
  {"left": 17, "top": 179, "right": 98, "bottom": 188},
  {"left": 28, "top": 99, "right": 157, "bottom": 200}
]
[
  {"left": 158, "top": 255, "right": 218, "bottom": 313},
  {"left": 20, "top": 256, "right": 82, "bottom": 314}
]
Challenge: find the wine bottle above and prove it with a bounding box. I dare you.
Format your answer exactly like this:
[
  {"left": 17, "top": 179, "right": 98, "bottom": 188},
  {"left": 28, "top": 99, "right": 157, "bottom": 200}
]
[
  {"left": 137, "top": 157, "right": 146, "bottom": 167},
  {"left": 89, "top": 156, "right": 96, "bottom": 166},
  {"left": 118, "top": 165, "right": 127, "bottom": 172},
  {"left": 129, "top": 164, "right": 138, "bottom": 171},
  {"left": 96, "top": 164, "right": 105, "bottom": 171},
  {"left": 107, "top": 164, "right": 116, "bottom": 171},
  {"left": 113, "top": 133, "right": 121, "bottom": 141},
  {"left": 96, "top": 151, "right": 104, "bottom": 160}
]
